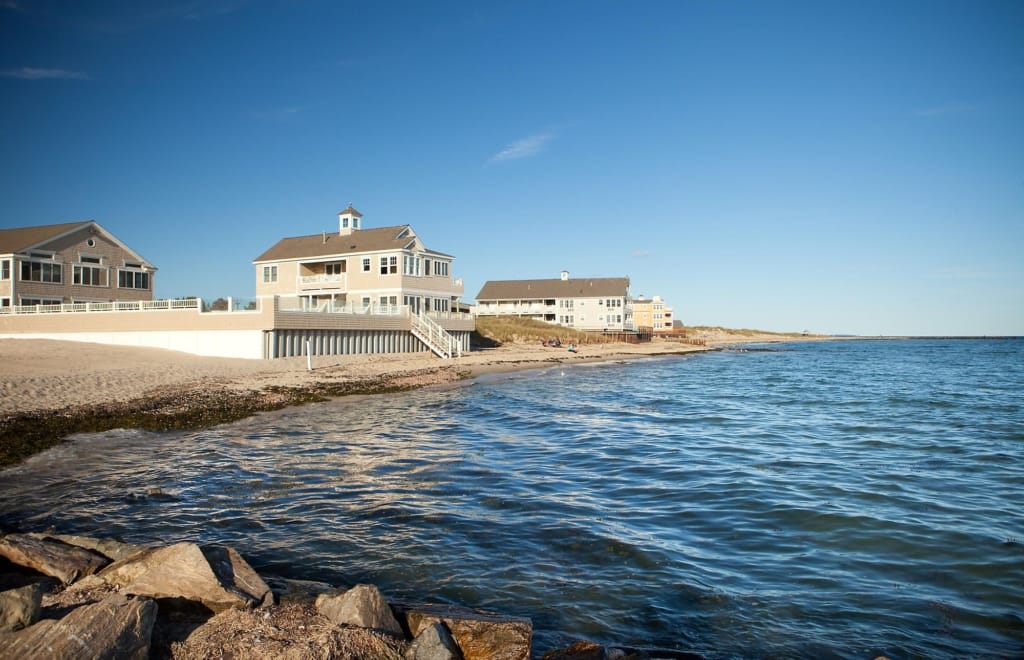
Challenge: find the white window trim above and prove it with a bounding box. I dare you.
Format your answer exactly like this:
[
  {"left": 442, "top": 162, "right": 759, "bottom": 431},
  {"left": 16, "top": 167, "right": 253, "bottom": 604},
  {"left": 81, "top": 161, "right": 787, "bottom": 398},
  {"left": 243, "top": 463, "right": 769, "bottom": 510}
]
[
  {"left": 117, "top": 268, "right": 151, "bottom": 290},
  {"left": 73, "top": 263, "right": 108, "bottom": 287}
]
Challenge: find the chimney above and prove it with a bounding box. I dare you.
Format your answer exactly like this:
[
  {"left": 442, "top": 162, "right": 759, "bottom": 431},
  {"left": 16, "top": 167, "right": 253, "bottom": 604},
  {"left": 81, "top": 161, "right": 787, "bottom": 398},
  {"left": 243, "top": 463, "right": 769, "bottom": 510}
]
[{"left": 560, "top": 270, "right": 569, "bottom": 281}]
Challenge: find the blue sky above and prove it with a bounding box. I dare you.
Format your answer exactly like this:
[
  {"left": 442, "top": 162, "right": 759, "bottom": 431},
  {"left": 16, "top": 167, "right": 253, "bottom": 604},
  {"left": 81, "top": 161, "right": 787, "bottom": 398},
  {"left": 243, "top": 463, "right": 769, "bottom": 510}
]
[{"left": 2, "top": 0, "right": 1022, "bottom": 336}]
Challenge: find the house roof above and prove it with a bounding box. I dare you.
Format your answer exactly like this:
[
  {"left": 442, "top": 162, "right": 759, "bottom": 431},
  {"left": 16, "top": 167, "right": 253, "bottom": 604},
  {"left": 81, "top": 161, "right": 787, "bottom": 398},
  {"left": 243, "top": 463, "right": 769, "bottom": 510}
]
[
  {"left": 0, "top": 221, "right": 90, "bottom": 254},
  {"left": 0, "top": 221, "right": 155, "bottom": 268},
  {"left": 253, "top": 225, "right": 452, "bottom": 262},
  {"left": 476, "top": 277, "right": 630, "bottom": 301},
  {"left": 338, "top": 205, "right": 362, "bottom": 217}
]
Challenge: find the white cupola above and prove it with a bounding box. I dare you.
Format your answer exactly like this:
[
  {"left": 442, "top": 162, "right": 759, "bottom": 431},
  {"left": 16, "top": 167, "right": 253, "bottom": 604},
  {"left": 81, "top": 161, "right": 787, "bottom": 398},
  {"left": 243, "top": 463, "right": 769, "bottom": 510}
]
[{"left": 338, "top": 204, "right": 363, "bottom": 236}]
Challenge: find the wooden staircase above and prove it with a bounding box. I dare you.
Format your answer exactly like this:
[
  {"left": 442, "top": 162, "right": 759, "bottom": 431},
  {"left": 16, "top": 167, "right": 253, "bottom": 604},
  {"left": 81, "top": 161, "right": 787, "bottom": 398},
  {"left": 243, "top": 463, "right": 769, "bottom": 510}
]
[{"left": 410, "top": 312, "right": 460, "bottom": 359}]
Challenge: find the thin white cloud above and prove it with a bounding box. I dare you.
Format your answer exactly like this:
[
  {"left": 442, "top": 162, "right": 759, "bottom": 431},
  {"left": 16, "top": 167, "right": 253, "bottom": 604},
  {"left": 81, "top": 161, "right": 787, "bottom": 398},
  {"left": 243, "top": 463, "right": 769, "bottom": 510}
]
[
  {"left": 914, "top": 103, "right": 978, "bottom": 118},
  {"left": 490, "top": 132, "right": 555, "bottom": 162},
  {"left": 1, "top": 67, "right": 90, "bottom": 80},
  {"left": 631, "top": 250, "right": 653, "bottom": 258},
  {"left": 250, "top": 106, "right": 304, "bottom": 121}
]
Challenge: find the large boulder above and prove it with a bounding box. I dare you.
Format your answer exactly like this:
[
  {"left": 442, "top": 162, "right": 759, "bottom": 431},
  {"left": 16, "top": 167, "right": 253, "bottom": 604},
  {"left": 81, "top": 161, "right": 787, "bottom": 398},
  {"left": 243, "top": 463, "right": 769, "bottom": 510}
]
[
  {"left": 0, "top": 593, "right": 156, "bottom": 660},
  {"left": 315, "top": 583, "right": 404, "bottom": 636},
  {"left": 395, "top": 602, "right": 532, "bottom": 660},
  {"left": 406, "top": 621, "right": 463, "bottom": 660},
  {"left": 0, "top": 582, "right": 43, "bottom": 631},
  {"left": 0, "top": 534, "right": 109, "bottom": 585},
  {"left": 98, "top": 542, "right": 272, "bottom": 613},
  {"left": 38, "top": 533, "right": 147, "bottom": 563}
]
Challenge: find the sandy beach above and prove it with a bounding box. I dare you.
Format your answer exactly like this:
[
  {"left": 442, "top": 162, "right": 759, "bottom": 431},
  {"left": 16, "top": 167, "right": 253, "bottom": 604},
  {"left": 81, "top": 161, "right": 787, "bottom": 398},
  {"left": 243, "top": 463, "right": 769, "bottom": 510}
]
[
  {"left": 0, "top": 337, "right": 719, "bottom": 415},
  {"left": 0, "top": 331, "right": 818, "bottom": 466}
]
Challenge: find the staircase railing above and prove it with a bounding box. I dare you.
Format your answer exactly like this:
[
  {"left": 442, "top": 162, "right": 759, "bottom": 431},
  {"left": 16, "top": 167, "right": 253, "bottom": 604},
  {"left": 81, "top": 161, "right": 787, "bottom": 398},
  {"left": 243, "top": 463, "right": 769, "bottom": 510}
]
[{"left": 410, "top": 312, "right": 459, "bottom": 359}]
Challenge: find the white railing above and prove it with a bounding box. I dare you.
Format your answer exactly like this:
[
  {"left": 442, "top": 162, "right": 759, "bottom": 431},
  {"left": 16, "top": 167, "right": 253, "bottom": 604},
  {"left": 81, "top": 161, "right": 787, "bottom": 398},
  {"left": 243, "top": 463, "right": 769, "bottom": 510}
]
[
  {"left": 410, "top": 312, "right": 459, "bottom": 359},
  {"left": 298, "top": 273, "right": 347, "bottom": 289},
  {"left": 0, "top": 298, "right": 204, "bottom": 315},
  {"left": 275, "top": 297, "right": 471, "bottom": 321}
]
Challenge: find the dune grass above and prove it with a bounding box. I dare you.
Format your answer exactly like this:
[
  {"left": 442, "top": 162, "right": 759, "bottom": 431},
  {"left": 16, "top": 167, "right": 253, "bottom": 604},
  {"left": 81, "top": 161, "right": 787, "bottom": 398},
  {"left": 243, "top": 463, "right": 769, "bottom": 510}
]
[
  {"left": 474, "top": 316, "right": 817, "bottom": 345},
  {"left": 474, "top": 316, "right": 622, "bottom": 345}
]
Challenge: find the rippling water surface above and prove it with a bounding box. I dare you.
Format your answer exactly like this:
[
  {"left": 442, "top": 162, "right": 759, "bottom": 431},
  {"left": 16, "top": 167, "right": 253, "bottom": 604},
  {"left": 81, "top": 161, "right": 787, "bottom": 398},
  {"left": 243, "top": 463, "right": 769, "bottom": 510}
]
[{"left": 2, "top": 339, "right": 1023, "bottom": 658}]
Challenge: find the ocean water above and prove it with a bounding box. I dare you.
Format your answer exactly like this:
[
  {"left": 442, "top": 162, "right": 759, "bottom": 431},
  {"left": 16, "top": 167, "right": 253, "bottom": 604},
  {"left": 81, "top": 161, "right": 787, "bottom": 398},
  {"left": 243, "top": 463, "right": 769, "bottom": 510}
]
[{"left": 1, "top": 339, "right": 1022, "bottom": 658}]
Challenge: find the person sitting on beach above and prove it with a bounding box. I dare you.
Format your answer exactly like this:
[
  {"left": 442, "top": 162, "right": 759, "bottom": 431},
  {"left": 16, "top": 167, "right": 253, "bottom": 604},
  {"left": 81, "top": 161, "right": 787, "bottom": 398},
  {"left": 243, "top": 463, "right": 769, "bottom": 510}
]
[{"left": 567, "top": 342, "right": 577, "bottom": 353}]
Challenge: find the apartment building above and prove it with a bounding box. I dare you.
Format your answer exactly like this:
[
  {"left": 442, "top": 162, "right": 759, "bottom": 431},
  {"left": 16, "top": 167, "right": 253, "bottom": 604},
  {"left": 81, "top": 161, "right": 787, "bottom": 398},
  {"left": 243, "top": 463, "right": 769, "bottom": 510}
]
[
  {"left": 475, "top": 271, "right": 633, "bottom": 332},
  {"left": 632, "top": 294, "right": 675, "bottom": 333}
]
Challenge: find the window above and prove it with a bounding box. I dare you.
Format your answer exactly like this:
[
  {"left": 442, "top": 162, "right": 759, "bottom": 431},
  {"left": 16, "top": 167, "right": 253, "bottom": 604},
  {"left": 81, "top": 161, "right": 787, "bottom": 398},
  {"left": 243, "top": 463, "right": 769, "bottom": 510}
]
[
  {"left": 262, "top": 265, "right": 278, "bottom": 283},
  {"left": 402, "top": 255, "right": 421, "bottom": 276},
  {"left": 118, "top": 269, "right": 150, "bottom": 289},
  {"left": 424, "top": 258, "right": 431, "bottom": 275},
  {"left": 379, "top": 255, "right": 397, "bottom": 275},
  {"left": 74, "top": 264, "right": 107, "bottom": 286},
  {"left": 20, "top": 297, "right": 62, "bottom": 306},
  {"left": 0, "top": 298, "right": 9, "bottom": 308},
  {"left": 361, "top": 296, "right": 371, "bottom": 308},
  {"left": 433, "top": 261, "right": 449, "bottom": 276},
  {"left": 341, "top": 217, "right": 349, "bottom": 229},
  {"left": 362, "top": 258, "right": 371, "bottom": 272},
  {"left": 0, "top": 259, "right": 9, "bottom": 280},
  {"left": 21, "top": 260, "right": 62, "bottom": 283},
  {"left": 325, "top": 262, "right": 344, "bottom": 275}
]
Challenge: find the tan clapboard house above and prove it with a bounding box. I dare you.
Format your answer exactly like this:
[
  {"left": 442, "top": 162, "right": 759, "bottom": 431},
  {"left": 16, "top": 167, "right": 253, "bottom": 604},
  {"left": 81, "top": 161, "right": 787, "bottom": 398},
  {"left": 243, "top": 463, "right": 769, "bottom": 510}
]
[
  {"left": 475, "top": 271, "right": 633, "bottom": 332},
  {"left": 0, "top": 221, "right": 156, "bottom": 309},
  {"left": 632, "top": 295, "right": 675, "bottom": 333},
  {"left": 253, "top": 206, "right": 464, "bottom": 315}
]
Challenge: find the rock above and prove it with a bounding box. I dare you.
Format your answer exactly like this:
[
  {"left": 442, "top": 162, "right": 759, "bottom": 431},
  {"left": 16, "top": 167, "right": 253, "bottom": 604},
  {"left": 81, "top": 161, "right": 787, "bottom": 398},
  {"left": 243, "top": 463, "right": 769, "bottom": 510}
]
[
  {"left": 406, "top": 621, "right": 463, "bottom": 659},
  {"left": 0, "top": 534, "right": 109, "bottom": 584},
  {"left": 98, "top": 542, "right": 272, "bottom": 613},
  {"left": 38, "top": 533, "right": 147, "bottom": 562},
  {"left": 542, "top": 640, "right": 607, "bottom": 659},
  {"left": 264, "top": 575, "right": 336, "bottom": 605},
  {"left": 395, "top": 602, "right": 532, "bottom": 660},
  {"left": 0, "top": 593, "right": 156, "bottom": 659},
  {"left": 315, "top": 583, "right": 403, "bottom": 636},
  {"left": 0, "top": 583, "right": 43, "bottom": 631}
]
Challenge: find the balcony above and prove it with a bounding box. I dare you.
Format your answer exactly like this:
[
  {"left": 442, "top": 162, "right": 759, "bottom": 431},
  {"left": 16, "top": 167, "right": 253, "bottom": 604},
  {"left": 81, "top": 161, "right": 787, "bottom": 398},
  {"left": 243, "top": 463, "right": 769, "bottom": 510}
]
[{"left": 298, "top": 273, "right": 346, "bottom": 291}]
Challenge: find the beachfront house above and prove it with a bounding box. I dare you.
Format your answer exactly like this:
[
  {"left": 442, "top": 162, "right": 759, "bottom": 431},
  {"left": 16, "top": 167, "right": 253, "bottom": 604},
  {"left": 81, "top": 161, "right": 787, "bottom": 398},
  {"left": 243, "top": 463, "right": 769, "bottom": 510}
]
[
  {"left": 0, "top": 221, "right": 156, "bottom": 310},
  {"left": 253, "top": 205, "right": 465, "bottom": 315},
  {"left": 475, "top": 271, "right": 634, "bottom": 332},
  {"left": 632, "top": 295, "right": 675, "bottom": 333}
]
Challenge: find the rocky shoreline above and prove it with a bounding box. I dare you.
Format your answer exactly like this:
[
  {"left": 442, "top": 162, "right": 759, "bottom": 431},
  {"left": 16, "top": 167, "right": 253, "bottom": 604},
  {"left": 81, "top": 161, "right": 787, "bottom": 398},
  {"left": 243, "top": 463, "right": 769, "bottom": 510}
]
[
  {"left": 0, "top": 365, "right": 468, "bottom": 468},
  {"left": 0, "top": 529, "right": 703, "bottom": 659}
]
